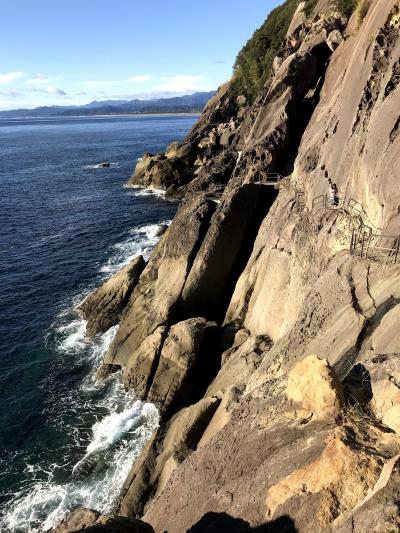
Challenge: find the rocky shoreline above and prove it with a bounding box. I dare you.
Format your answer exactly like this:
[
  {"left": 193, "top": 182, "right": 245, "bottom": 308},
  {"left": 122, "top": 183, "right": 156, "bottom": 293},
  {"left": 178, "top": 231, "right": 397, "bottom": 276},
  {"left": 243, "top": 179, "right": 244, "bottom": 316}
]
[{"left": 53, "top": 0, "right": 400, "bottom": 531}]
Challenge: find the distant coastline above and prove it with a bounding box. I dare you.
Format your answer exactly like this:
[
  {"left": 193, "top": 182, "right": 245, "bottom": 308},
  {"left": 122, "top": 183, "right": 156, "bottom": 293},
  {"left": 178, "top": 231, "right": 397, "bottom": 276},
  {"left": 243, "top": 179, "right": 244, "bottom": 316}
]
[
  {"left": 0, "top": 91, "right": 215, "bottom": 120},
  {"left": 0, "top": 112, "right": 201, "bottom": 121}
]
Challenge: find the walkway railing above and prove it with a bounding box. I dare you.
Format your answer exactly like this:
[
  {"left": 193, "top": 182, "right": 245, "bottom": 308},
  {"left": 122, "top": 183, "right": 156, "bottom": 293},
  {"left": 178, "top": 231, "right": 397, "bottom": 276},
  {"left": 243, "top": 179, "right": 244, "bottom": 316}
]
[
  {"left": 251, "top": 171, "right": 284, "bottom": 188},
  {"left": 365, "top": 234, "right": 400, "bottom": 263},
  {"left": 311, "top": 194, "right": 327, "bottom": 211},
  {"left": 305, "top": 192, "right": 399, "bottom": 264}
]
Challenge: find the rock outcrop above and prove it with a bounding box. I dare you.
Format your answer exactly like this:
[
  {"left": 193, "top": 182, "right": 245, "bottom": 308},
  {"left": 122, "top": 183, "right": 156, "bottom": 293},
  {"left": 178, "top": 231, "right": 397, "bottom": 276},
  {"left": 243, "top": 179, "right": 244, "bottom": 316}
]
[
  {"left": 126, "top": 142, "right": 197, "bottom": 194},
  {"left": 78, "top": 255, "right": 145, "bottom": 337},
  {"left": 52, "top": 508, "right": 154, "bottom": 533},
  {"left": 59, "top": 0, "right": 400, "bottom": 531}
]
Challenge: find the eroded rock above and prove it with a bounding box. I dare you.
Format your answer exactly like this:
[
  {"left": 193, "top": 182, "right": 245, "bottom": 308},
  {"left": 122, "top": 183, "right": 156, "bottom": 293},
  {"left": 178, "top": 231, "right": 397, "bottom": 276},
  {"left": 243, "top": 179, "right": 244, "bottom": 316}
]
[
  {"left": 78, "top": 255, "right": 144, "bottom": 337},
  {"left": 117, "top": 396, "right": 221, "bottom": 518},
  {"left": 104, "top": 196, "right": 215, "bottom": 368},
  {"left": 146, "top": 318, "right": 207, "bottom": 415},
  {"left": 287, "top": 355, "right": 344, "bottom": 421},
  {"left": 52, "top": 508, "right": 154, "bottom": 533}
]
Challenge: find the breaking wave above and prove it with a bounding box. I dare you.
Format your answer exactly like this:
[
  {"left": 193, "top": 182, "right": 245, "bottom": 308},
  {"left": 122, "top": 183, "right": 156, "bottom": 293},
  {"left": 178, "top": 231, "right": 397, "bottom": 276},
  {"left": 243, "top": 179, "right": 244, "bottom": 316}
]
[
  {"left": 2, "top": 383, "right": 159, "bottom": 532},
  {"left": 100, "top": 221, "right": 170, "bottom": 274},
  {"left": 0, "top": 221, "right": 167, "bottom": 532}
]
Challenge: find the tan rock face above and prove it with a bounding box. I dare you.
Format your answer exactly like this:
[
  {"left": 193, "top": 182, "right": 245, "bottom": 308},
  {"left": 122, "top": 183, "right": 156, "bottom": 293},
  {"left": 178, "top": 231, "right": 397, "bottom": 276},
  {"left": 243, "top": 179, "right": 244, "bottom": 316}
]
[
  {"left": 265, "top": 429, "right": 383, "bottom": 527},
  {"left": 122, "top": 325, "right": 168, "bottom": 397},
  {"left": 78, "top": 255, "right": 144, "bottom": 337},
  {"left": 146, "top": 318, "right": 207, "bottom": 415},
  {"left": 142, "top": 369, "right": 399, "bottom": 533},
  {"left": 81, "top": 2, "right": 400, "bottom": 531},
  {"left": 104, "top": 197, "right": 215, "bottom": 368},
  {"left": 180, "top": 183, "right": 277, "bottom": 320},
  {"left": 287, "top": 355, "right": 344, "bottom": 420},
  {"left": 295, "top": 0, "right": 400, "bottom": 234},
  {"left": 117, "top": 396, "right": 221, "bottom": 518}
]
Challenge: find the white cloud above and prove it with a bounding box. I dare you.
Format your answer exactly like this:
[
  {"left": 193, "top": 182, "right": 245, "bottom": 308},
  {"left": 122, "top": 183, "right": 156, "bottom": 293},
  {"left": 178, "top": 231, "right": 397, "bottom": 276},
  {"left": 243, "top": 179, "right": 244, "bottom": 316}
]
[
  {"left": 0, "top": 88, "right": 22, "bottom": 97},
  {"left": 26, "top": 73, "right": 62, "bottom": 85},
  {"left": 156, "top": 75, "right": 212, "bottom": 93},
  {"left": 83, "top": 80, "right": 119, "bottom": 88},
  {"left": 29, "top": 85, "right": 66, "bottom": 95},
  {"left": 128, "top": 75, "right": 152, "bottom": 82},
  {"left": 46, "top": 85, "right": 66, "bottom": 95},
  {"left": 26, "top": 73, "right": 49, "bottom": 84},
  {"left": 0, "top": 71, "right": 24, "bottom": 84}
]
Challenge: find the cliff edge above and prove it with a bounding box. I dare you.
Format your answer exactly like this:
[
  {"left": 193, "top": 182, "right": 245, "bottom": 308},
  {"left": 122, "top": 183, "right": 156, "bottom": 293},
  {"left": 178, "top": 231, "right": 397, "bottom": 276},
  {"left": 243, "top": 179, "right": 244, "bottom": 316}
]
[{"left": 65, "top": 0, "right": 400, "bottom": 531}]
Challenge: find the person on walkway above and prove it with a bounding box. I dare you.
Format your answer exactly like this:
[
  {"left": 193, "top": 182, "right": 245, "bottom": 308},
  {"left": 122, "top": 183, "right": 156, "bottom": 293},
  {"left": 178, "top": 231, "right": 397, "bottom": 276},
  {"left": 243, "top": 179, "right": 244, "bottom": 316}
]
[{"left": 327, "top": 174, "right": 339, "bottom": 207}]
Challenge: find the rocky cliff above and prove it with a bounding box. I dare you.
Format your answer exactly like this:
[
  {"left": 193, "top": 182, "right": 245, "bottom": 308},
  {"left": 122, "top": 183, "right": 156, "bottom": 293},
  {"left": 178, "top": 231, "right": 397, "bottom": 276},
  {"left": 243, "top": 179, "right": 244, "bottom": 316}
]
[{"left": 60, "top": 0, "right": 400, "bottom": 531}]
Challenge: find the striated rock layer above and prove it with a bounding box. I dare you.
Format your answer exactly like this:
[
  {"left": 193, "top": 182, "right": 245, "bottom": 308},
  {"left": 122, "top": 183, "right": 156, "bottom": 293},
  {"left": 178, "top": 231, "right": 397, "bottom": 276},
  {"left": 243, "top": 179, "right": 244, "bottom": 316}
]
[{"left": 57, "top": 0, "right": 400, "bottom": 531}]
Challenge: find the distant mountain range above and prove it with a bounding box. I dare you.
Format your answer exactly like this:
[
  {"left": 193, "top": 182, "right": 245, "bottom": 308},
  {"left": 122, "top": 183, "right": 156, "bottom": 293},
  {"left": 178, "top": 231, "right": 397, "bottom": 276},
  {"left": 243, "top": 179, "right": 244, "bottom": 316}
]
[{"left": 0, "top": 91, "right": 216, "bottom": 118}]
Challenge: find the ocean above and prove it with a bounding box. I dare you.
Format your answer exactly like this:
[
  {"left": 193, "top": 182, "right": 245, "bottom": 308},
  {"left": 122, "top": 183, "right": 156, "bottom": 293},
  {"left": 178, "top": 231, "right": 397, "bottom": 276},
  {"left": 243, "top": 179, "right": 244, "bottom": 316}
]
[{"left": 0, "top": 114, "right": 198, "bottom": 531}]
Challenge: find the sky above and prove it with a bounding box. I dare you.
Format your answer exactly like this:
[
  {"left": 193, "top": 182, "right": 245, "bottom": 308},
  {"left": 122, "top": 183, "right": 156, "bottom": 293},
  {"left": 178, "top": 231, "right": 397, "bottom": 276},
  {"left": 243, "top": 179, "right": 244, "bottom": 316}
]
[{"left": 0, "top": 0, "right": 281, "bottom": 110}]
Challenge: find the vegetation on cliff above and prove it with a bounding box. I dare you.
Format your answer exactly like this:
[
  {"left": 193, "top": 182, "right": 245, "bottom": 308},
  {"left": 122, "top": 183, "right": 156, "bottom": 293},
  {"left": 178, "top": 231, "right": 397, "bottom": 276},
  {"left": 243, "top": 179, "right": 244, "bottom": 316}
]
[
  {"left": 337, "top": 0, "right": 371, "bottom": 21},
  {"left": 231, "top": 0, "right": 317, "bottom": 102}
]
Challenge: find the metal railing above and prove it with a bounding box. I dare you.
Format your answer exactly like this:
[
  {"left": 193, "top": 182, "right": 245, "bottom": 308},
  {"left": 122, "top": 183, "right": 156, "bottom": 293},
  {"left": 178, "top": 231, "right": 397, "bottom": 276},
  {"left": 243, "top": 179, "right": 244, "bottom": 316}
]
[
  {"left": 365, "top": 234, "right": 400, "bottom": 263},
  {"left": 252, "top": 172, "right": 283, "bottom": 189},
  {"left": 346, "top": 198, "right": 382, "bottom": 232},
  {"left": 351, "top": 228, "right": 400, "bottom": 263},
  {"left": 307, "top": 192, "right": 399, "bottom": 264},
  {"left": 311, "top": 194, "right": 327, "bottom": 210}
]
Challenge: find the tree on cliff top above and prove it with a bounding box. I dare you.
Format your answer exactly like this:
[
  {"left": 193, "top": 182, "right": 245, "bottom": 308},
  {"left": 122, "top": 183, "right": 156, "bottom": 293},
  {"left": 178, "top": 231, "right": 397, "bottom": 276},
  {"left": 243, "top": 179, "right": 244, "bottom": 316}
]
[{"left": 231, "top": 0, "right": 317, "bottom": 102}]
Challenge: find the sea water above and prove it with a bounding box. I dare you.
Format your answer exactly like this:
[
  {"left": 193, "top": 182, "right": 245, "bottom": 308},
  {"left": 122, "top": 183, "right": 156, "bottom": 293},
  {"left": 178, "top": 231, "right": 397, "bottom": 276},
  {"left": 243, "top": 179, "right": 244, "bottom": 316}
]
[{"left": 0, "top": 114, "right": 197, "bottom": 531}]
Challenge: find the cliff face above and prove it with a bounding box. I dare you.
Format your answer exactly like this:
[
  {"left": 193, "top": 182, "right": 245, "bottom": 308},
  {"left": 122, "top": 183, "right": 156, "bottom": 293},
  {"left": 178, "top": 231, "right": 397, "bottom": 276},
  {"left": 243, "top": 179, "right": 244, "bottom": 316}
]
[{"left": 68, "top": 1, "right": 400, "bottom": 531}]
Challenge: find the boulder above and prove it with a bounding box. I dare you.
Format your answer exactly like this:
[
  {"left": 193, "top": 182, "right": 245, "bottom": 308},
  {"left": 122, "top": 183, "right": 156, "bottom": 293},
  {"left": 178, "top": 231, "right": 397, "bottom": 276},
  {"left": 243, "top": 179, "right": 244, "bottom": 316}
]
[
  {"left": 165, "top": 141, "right": 195, "bottom": 160},
  {"left": 52, "top": 508, "right": 154, "bottom": 533},
  {"left": 326, "top": 29, "right": 343, "bottom": 51},
  {"left": 78, "top": 255, "right": 145, "bottom": 337},
  {"left": 206, "top": 333, "right": 272, "bottom": 396},
  {"left": 219, "top": 129, "right": 236, "bottom": 147},
  {"left": 126, "top": 150, "right": 195, "bottom": 192},
  {"left": 364, "top": 354, "right": 400, "bottom": 434},
  {"left": 236, "top": 95, "right": 247, "bottom": 107},
  {"left": 287, "top": 355, "right": 344, "bottom": 421},
  {"left": 155, "top": 224, "right": 168, "bottom": 237}
]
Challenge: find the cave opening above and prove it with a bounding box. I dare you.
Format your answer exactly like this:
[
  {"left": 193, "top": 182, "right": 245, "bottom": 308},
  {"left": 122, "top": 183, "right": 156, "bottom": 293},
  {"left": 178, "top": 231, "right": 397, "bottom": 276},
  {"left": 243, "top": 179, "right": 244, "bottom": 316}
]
[{"left": 281, "top": 42, "right": 333, "bottom": 176}]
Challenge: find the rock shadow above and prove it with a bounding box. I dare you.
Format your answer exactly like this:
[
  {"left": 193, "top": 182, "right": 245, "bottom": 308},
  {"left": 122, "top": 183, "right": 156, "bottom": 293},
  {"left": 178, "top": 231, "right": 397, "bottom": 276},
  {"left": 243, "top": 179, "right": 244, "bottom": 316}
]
[{"left": 188, "top": 512, "right": 298, "bottom": 533}]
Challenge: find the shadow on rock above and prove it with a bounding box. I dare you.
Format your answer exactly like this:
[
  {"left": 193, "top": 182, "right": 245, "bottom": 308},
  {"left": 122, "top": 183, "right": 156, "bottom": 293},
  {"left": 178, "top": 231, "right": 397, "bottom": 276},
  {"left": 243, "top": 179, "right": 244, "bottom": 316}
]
[{"left": 188, "top": 512, "right": 298, "bottom": 533}]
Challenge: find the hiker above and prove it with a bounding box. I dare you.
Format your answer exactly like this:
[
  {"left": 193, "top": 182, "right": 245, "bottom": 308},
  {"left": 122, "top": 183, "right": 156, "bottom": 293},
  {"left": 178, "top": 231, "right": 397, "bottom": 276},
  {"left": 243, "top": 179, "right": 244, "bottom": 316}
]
[{"left": 328, "top": 177, "right": 339, "bottom": 207}]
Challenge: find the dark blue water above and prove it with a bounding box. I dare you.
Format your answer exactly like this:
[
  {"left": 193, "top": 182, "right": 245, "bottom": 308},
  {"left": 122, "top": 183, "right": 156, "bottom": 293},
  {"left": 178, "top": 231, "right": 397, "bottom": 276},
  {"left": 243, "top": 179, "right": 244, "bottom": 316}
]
[{"left": 0, "top": 114, "right": 197, "bottom": 531}]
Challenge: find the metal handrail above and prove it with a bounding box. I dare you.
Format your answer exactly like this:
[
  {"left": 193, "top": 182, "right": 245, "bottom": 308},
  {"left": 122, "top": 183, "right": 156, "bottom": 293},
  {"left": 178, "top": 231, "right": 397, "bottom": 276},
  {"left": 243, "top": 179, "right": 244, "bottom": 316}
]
[
  {"left": 312, "top": 194, "right": 327, "bottom": 210},
  {"left": 347, "top": 198, "right": 382, "bottom": 232},
  {"left": 364, "top": 233, "right": 400, "bottom": 263}
]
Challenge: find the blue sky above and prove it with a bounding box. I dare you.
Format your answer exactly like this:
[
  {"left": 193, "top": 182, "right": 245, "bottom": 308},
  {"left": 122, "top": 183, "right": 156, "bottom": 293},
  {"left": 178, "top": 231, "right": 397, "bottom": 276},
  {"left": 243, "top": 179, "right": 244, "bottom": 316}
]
[{"left": 0, "top": 0, "right": 281, "bottom": 110}]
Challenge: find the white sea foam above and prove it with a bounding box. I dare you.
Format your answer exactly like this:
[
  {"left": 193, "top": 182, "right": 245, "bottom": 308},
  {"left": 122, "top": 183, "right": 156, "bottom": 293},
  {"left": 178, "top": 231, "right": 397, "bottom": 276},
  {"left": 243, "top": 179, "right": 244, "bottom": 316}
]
[
  {"left": 2, "top": 392, "right": 159, "bottom": 532},
  {"left": 100, "top": 221, "right": 170, "bottom": 274},
  {"left": 133, "top": 187, "right": 166, "bottom": 198},
  {"left": 83, "top": 162, "right": 119, "bottom": 170},
  {"left": 1, "top": 219, "right": 168, "bottom": 532},
  {"left": 57, "top": 319, "right": 88, "bottom": 353}
]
